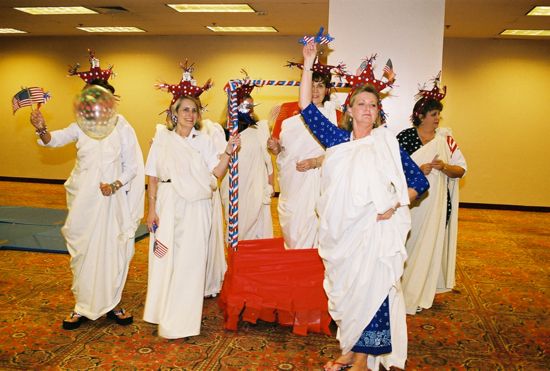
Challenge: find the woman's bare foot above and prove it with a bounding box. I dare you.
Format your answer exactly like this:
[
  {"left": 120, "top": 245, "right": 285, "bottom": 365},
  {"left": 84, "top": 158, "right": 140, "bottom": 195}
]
[
  {"left": 324, "top": 352, "right": 355, "bottom": 370},
  {"left": 348, "top": 353, "right": 368, "bottom": 371}
]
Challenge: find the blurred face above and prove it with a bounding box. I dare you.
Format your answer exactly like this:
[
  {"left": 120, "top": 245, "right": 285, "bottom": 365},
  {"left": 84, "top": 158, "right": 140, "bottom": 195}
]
[
  {"left": 420, "top": 110, "right": 441, "bottom": 130},
  {"left": 312, "top": 80, "right": 329, "bottom": 106},
  {"left": 176, "top": 98, "right": 200, "bottom": 130},
  {"left": 243, "top": 97, "right": 254, "bottom": 113},
  {"left": 349, "top": 91, "right": 379, "bottom": 128}
]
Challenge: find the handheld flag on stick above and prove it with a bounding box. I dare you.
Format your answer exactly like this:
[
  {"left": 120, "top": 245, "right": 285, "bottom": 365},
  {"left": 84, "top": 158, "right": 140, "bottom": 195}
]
[
  {"left": 299, "top": 26, "right": 334, "bottom": 45},
  {"left": 12, "top": 87, "right": 50, "bottom": 114}
]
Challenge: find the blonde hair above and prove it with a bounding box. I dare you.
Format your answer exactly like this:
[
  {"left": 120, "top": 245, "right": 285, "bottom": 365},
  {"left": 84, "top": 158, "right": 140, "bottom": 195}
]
[
  {"left": 340, "top": 85, "right": 382, "bottom": 132},
  {"left": 167, "top": 95, "right": 202, "bottom": 131}
]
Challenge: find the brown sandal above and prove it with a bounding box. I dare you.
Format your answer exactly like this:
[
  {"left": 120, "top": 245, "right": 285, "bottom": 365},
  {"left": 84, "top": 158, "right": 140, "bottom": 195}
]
[
  {"left": 62, "top": 312, "right": 88, "bottom": 330},
  {"left": 106, "top": 308, "right": 133, "bottom": 326}
]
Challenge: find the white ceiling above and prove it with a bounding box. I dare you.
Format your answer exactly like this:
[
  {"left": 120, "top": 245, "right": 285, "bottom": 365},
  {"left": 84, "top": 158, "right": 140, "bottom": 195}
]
[{"left": 0, "top": 0, "right": 548, "bottom": 40}]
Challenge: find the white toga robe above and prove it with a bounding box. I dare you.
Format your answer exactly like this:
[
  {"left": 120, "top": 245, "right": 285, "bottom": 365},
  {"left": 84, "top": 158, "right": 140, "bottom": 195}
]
[
  {"left": 201, "top": 119, "right": 228, "bottom": 297},
  {"left": 277, "top": 101, "right": 337, "bottom": 249},
  {"left": 143, "top": 125, "right": 218, "bottom": 339},
  {"left": 221, "top": 119, "right": 273, "bottom": 240},
  {"left": 40, "top": 115, "right": 144, "bottom": 320},
  {"left": 317, "top": 128, "right": 411, "bottom": 369},
  {"left": 402, "top": 127, "right": 467, "bottom": 314}
]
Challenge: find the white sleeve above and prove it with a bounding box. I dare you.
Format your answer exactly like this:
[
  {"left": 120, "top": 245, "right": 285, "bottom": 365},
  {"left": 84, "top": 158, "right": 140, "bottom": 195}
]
[
  {"left": 117, "top": 118, "right": 139, "bottom": 186},
  {"left": 202, "top": 136, "right": 221, "bottom": 172},
  {"left": 144, "top": 139, "right": 158, "bottom": 177},
  {"left": 38, "top": 123, "right": 79, "bottom": 147},
  {"left": 449, "top": 141, "right": 467, "bottom": 173}
]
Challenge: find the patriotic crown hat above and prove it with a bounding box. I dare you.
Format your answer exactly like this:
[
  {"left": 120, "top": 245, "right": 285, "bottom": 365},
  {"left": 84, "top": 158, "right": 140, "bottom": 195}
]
[
  {"left": 68, "top": 49, "right": 114, "bottom": 83},
  {"left": 413, "top": 72, "right": 447, "bottom": 118},
  {"left": 234, "top": 69, "right": 255, "bottom": 104},
  {"left": 340, "top": 54, "right": 396, "bottom": 123},
  {"left": 156, "top": 60, "right": 212, "bottom": 106}
]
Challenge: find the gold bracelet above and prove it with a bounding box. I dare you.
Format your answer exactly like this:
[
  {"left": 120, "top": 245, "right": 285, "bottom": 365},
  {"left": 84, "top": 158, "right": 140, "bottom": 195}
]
[
  {"left": 148, "top": 195, "right": 156, "bottom": 199},
  {"left": 225, "top": 150, "right": 232, "bottom": 156}
]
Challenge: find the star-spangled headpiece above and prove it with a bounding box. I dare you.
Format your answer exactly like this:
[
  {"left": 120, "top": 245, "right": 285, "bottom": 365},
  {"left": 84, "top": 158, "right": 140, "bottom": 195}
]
[
  {"left": 413, "top": 72, "right": 447, "bottom": 118},
  {"left": 68, "top": 49, "right": 114, "bottom": 83},
  {"left": 340, "top": 55, "right": 396, "bottom": 123},
  {"left": 233, "top": 69, "right": 255, "bottom": 104},
  {"left": 286, "top": 60, "right": 347, "bottom": 77},
  {"left": 156, "top": 60, "right": 213, "bottom": 106}
]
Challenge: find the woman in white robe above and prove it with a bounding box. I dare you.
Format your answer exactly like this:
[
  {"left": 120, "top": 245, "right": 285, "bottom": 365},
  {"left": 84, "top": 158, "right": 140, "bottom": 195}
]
[
  {"left": 221, "top": 95, "right": 274, "bottom": 240},
  {"left": 299, "top": 41, "right": 428, "bottom": 370},
  {"left": 267, "top": 73, "right": 338, "bottom": 249},
  {"left": 143, "top": 96, "right": 239, "bottom": 339},
  {"left": 397, "top": 97, "right": 467, "bottom": 315},
  {"left": 201, "top": 119, "right": 228, "bottom": 297},
  {"left": 30, "top": 85, "right": 144, "bottom": 330}
]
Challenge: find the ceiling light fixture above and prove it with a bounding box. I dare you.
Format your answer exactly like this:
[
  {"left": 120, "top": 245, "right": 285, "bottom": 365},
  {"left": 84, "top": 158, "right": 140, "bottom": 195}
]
[
  {"left": 167, "top": 4, "right": 255, "bottom": 13},
  {"left": 526, "top": 6, "right": 550, "bottom": 16},
  {"left": 14, "top": 7, "right": 97, "bottom": 15},
  {"left": 0, "top": 28, "right": 27, "bottom": 33},
  {"left": 76, "top": 26, "right": 146, "bottom": 33},
  {"left": 206, "top": 26, "right": 277, "bottom": 33},
  {"left": 500, "top": 29, "right": 550, "bottom": 36}
]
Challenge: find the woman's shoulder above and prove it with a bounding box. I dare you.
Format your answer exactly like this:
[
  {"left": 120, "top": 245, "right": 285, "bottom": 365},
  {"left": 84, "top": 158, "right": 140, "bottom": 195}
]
[{"left": 397, "top": 126, "right": 416, "bottom": 136}]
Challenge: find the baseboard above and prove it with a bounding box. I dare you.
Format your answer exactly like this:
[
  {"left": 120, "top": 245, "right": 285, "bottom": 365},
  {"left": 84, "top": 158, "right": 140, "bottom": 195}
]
[
  {"left": 0, "top": 176, "right": 66, "bottom": 184},
  {"left": 459, "top": 202, "right": 550, "bottom": 212}
]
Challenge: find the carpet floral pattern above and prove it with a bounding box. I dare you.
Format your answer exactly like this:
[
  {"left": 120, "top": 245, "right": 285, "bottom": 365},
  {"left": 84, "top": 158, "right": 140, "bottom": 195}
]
[{"left": 0, "top": 182, "right": 548, "bottom": 370}]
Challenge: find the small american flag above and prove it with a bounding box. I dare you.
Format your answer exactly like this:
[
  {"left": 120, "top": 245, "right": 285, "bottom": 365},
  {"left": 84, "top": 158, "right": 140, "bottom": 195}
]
[
  {"left": 153, "top": 238, "right": 168, "bottom": 258},
  {"left": 12, "top": 87, "right": 50, "bottom": 114},
  {"left": 383, "top": 59, "right": 395, "bottom": 83}
]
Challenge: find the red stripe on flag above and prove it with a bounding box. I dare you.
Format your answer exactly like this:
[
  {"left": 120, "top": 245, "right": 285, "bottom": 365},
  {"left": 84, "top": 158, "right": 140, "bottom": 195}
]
[{"left": 154, "top": 239, "right": 168, "bottom": 258}]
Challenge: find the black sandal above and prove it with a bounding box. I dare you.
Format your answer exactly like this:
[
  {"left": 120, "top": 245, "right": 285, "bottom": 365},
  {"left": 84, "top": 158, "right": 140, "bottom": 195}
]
[
  {"left": 62, "top": 312, "right": 88, "bottom": 330},
  {"left": 107, "top": 308, "right": 133, "bottom": 326}
]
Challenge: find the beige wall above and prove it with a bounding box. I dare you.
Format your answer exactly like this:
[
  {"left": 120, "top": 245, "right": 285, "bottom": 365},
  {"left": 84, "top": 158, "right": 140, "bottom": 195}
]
[
  {"left": 442, "top": 38, "right": 550, "bottom": 207},
  {"left": 1, "top": 35, "right": 549, "bottom": 207},
  {"left": 0, "top": 35, "right": 300, "bottom": 180}
]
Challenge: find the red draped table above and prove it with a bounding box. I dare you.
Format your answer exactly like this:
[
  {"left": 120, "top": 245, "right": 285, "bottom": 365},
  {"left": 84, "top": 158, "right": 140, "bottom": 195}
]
[{"left": 218, "top": 238, "right": 332, "bottom": 336}]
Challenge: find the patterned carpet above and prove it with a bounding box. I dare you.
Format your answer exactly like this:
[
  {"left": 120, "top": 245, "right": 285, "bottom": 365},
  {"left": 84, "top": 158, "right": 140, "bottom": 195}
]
[{"left": 0, "top": 181, "right": 548, "bottom": 370}]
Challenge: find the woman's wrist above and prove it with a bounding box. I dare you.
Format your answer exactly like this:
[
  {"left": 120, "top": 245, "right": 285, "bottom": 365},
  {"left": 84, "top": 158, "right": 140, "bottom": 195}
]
[{"left": 35, "top": 126, "right": 48, "bottom": 136}]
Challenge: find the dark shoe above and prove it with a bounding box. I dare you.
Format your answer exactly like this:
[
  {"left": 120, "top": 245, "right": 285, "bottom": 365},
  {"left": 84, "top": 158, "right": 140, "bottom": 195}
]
[
  {"left": 62, "top": 312, "right": 88, "bottom": 330},
  {"left": 107, "top": 308, "right": 133, "bottom": 326}
]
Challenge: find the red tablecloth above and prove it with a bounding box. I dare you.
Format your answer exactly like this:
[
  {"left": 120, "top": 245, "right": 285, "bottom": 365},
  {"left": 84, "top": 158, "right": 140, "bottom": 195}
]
[{"left": 218, "top": 238, "right": 332, "bottom": 336}]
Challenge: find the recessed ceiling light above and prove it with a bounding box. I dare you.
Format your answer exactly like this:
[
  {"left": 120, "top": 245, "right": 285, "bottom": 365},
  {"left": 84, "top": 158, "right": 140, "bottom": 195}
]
[
  {"left": 0, "top": 28, "right": 27, "bottom": 34},
  {"left": 527, "top": 6, "right": 550, "bottom": 16},
  {"left": 500, "top": 29, "right": 550, "bottom": 36},
  {"left": 76, "top": 27, "right": 146, "bottom": 33},
  {"left": 14, "top": 7, "right": 97, "bottom": 15},
  {"left": 167, "top": 4, "right": 255, "bottom": 13},
  {"left": 206, "top": 26, "right": 277, "bottom": 33}
]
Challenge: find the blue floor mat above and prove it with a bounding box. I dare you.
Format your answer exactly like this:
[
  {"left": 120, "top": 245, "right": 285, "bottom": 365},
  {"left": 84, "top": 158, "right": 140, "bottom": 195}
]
[{"left": 0, "top": 207, "right": 149, "bottom": 254}]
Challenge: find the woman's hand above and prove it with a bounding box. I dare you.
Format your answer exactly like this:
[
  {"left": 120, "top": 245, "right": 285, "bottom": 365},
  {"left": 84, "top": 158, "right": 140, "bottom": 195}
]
[
  {"left": 147, "top": 210, "right": 159, "bottom": 233},
  {"left": 99, "top": 183, "right": 113, "bottom": 196},
  {"left": 225, "top": 133, "right": 241, "bottom": 155},
  {"left": 420, "top": 163, "right": 433, "bottom": 175},
  {"left": 431, "top": 159, "right": 446, "bottom": 171},
  {"left": 30, "top": 110, "right": 45, "bottom": 129},
  {"left": 303, "top": 40, "right": 317, "bottom": 68},
  {"left": 267, "top": 137, "right": 281, "bottom": 154},
  {"left": 377, "top": 203, "right": 400, "bottom": 221},
  {"left": 296, "top": 156, "right": 322, "bottom": 172}
]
